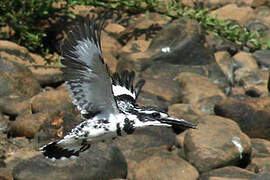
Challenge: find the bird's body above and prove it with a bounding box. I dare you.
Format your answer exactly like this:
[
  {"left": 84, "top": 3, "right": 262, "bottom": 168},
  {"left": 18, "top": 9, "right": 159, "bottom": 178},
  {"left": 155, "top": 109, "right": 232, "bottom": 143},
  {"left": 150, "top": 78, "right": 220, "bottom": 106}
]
[{"left": 40, "top": 17, "right": 196, "bottom": 160}]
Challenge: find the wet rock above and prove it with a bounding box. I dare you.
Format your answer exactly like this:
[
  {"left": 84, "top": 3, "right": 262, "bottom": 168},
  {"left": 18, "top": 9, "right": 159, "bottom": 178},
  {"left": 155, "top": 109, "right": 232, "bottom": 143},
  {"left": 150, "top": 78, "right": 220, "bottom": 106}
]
[
  {"left": 174, "top": 72, "right": 225, "bottom": 105},
  {"left": 12, "top": 143, "right": 127, "bottom": 180},
  {"left": 0, "top": 59, "right": 41, "bottom": 98},
  {"left": 251, "top": 138, "right": 270, "bottom": 158},
  {"left": 134, "top": 149, "right": 199, "bottom": 180},
  {"left": 247, "top": 157, "right": 270, "bottom": 173},
  {"left": 184, "top": 115, "right": 251, "bottom": 173},
  {"left": 209, "top": 4, "right": 255, "bottom": 26},
  {"left": 200, "top": 166, "right": 256, "bottom": 180},
  {"left": 214, "top": 98, "right": 270, "bottom": 140},
  {"left": 149, "top": 17, "right": 214, "bottom": 65},
  {"left": 253, "top": 50, "right": 270, "bottom": 67}
]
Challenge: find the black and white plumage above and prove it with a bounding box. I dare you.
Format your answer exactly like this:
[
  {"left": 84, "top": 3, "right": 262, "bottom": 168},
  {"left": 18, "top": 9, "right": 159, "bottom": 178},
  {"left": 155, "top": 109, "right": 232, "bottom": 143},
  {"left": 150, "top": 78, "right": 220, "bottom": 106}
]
[{"left": 40, "top": 17, "right": 197, "bottom": 160}]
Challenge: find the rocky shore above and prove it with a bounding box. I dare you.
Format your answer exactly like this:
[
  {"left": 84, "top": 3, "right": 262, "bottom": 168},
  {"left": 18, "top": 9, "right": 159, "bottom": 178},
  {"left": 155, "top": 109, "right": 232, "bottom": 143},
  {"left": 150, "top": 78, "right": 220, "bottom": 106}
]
[{"left": 1, "top": 0, "right": 270, "bottom": 179}]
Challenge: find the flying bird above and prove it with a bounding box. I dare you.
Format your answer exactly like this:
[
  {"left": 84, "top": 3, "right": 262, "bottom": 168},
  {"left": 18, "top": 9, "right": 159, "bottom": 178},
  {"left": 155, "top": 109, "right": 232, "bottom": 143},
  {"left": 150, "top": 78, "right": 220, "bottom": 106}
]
[{"left": 40, "top": 17, "right": 196, "bottom": 160}]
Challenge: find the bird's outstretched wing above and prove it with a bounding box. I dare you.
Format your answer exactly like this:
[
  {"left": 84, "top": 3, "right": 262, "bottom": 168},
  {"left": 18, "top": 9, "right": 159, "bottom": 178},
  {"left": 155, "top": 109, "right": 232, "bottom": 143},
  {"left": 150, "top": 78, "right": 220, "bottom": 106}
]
[
  {"left": 61, "top": 17, "right": 118, "bottom": 119},
  {"left": 112, "top": 70, "right": 145, "bottom": 105},
  {"left": 40, "top": 17, "right": 120, "bottom": 159}
]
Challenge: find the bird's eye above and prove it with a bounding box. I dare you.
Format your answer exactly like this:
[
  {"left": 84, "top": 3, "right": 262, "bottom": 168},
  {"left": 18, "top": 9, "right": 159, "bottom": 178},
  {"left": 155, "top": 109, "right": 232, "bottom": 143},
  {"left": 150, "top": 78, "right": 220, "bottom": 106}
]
[{"left": 151, "top": 112, "right": 161, "bottom": 119}]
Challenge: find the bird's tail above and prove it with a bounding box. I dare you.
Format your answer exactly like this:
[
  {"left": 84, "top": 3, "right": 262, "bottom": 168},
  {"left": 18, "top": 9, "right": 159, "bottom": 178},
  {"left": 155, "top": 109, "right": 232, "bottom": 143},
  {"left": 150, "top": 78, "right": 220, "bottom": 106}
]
[{"left": 40, "top": 139, "right": 90, "bottom": 160}]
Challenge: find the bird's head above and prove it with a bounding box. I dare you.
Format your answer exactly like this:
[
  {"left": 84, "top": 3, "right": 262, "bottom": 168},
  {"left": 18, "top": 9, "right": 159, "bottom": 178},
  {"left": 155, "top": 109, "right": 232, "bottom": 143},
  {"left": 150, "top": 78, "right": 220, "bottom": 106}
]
[{"left": 130, "top": 106, "right": 197, "bottom": 129}]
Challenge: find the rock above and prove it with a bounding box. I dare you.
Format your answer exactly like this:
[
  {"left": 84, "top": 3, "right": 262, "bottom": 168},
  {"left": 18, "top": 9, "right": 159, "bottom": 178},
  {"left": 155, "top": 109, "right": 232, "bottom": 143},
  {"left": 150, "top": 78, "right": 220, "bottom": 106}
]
[
  {"left": 214, "top": 51, "right": 236, "bottom": 84},
  {"left": 209, "top": 4, "right": 255, "bottom": 26},
  {"left": 29, "top": 66, "right": 63, "bottom": 88},
  {"left": 251, "top": 138, "right": 270, "bottom": 157},
  {"left": 207, "top": 34, "right": 239, "bottom": 55},
  {"left": 136, "top": 92, "right": 169, "bottom": 111},
  {"left": 134, "top": 149, "right": 199, "bottom": 180},
  {"left": 117, "top": 17, "right": 216, "bottom": 73},
  {"left": 0, "top": 59, "right": 41, "bottom": 98},
  {"left": 214, "top": 98, "right": 270, "bottom": 140},
  {"left": 200, "top": 166, "right": 256, "bottom": 180},
  {"left": 247, "top": 157, "right": 270, "bottom": 173},
  {"left": 232, "top": 51, "right": 267, "bottom": 94},
  {"left": 68, "top": 4, "right": 95, "bottom": 16},
  {"left": 30, "top": 87, "right": 71, "bottom": 113},
  {"left": 0, "top": 114, "right": 9, "bottom": 134},
  {"left": 174, "top": 72, "right": 225, "bottom": 105},
  {"left": 121, "top": 39, "right": 151, "bottom": 53},
  {"left": 104, "top": 23, "right": 126, "bottom": 34},
  {"left": 141, "top": 76, "right": 182, "bottom": 103},
  {"left": 118, "top": 12, "right": 170, "bottom": 43},
  {"left": 0, "top": 167, "right": 13, "bottom": 180},
  {"left": 9, "top": 112, "right": 49, "bottom": 138},
  {"left": 0, "top": 38, "right": 63, "bottom": 88},
  {"left": 251, "top": 0, "right": 270, "bottom": 8},
  {"left": 103, "top": 52, "right": 118, "bottom": 73},
  {"left": 117, "top": 51, "right": 152, "bottom": 75},
  {"left": 253, "top": 50, "right": 270, "bottom": 67},
  {"left": 184, "top": 115, "right": 251, "bottom": 173},
  {"left": 233, "top": 51, "right": 259, "bottom": 73},
  {"left": 142, "top": 61, "right": 207, "bottom": 80},
  {"left": 113, "top": 126, "right": 177, "bottom": 179},
  {"left": 189, "top": 0, "right": 253, "bottom": 10},
  {"left": 168, "top": 103, "right": 200, "bottom": 118},
  {"left": 131, "top": 12, "right": 170, "bottom": 29},
  {"left": 251, "top": 173, "right": 270, "bottom": 180},
  {"left": 0, "top": 97, "right": 30, "bottom": 118},
  {"left": 253, "top": 6, "right": 270, "bottom": 27},
  {"left": 0, "top": 40, "right": 45, "bottom": 67},
  {"left": 149, "top": 17, "right": 214, "bottom": 65},
  {"left": 0, "top": 133, "right": 30, "bottom": 160},
  {"left": 12, "top": 143, "right": 127, "bottom": 180},
  {"left": 246, "top": 21, "right": 269, "bottom": 36},
  {"left": 101, "top": 31, "right": 122, "bottom": 56}
]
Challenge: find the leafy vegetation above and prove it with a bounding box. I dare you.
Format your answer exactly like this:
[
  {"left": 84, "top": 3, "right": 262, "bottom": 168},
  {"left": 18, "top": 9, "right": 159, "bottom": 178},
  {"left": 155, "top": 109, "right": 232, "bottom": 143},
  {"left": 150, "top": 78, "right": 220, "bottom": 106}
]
[
  {"left": 1, "top": 0, "right": 270, "bottom": 58},
  {"left": 0, "top": 0, "right": 76, "bottom": 56}
]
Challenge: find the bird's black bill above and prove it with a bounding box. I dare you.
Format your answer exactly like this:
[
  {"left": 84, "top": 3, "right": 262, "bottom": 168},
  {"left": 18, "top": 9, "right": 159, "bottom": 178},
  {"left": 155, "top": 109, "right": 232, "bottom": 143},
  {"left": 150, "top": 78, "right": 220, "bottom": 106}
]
[{"left": 160, "top": 116, "right": 197, "bottom": 129}]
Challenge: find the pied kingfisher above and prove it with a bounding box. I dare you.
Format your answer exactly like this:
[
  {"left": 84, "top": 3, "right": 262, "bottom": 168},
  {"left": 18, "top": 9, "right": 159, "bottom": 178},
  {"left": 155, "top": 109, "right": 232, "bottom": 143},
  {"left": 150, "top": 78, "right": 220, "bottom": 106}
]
[{"left": 40, "top": 17, "right": 197, "bottom": 160}]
